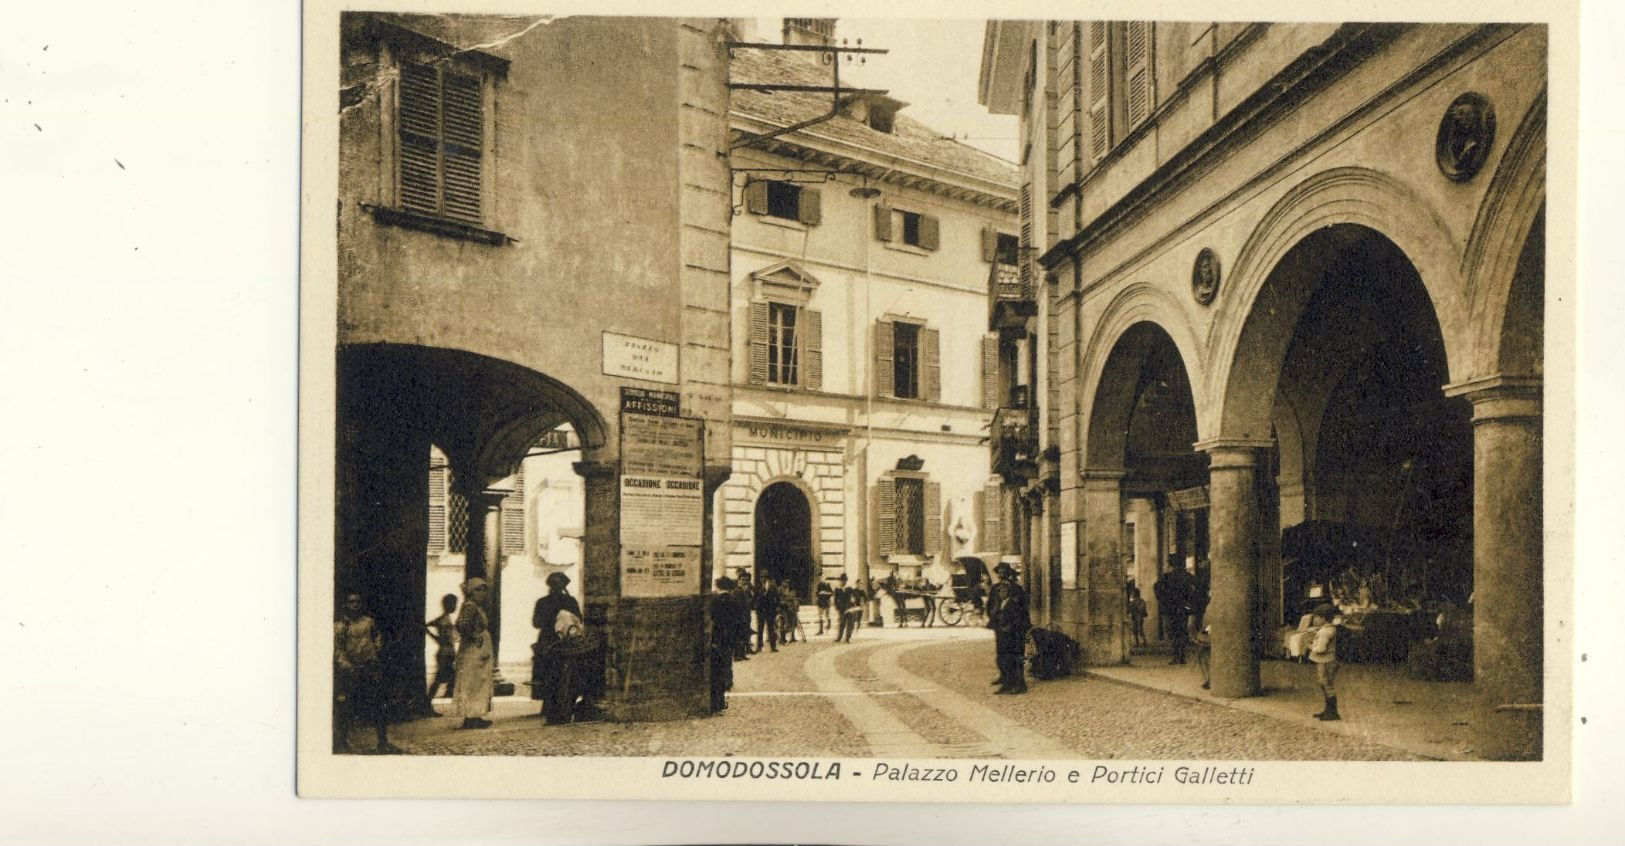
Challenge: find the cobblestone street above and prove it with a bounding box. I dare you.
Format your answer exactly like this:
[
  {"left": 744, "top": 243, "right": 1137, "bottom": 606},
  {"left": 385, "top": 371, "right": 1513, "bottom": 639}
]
[{"left": 378, "top": 625, "right": 1420, "bottom": 761}]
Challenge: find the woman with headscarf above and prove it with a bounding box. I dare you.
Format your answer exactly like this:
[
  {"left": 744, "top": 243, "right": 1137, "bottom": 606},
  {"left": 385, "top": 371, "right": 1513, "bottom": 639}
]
[{"left": 451, "top": 578, "right": 494, "bottom": 729}]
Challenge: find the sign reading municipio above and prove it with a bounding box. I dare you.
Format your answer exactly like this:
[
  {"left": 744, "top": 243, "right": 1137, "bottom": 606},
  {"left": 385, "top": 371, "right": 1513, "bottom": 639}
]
[
  {"left": 603, "top": 331, "right": 679, "bottom": 385},
  {"left": 619, "top": 406, "right": 703, "bottom": 598}
]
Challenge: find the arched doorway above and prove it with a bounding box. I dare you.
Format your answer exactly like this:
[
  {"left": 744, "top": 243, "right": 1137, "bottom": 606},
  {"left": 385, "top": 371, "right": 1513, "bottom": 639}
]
[
  {"left": 754, "top": 482, "right": 814, "bottom": 601},
  {"left": 1082, "top": 321, "right": 1202, "bottom": 663}
]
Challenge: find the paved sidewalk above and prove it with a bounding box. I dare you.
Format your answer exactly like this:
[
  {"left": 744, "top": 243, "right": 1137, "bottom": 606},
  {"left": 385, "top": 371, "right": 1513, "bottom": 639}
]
[{"left": 1082, "top": 653, "right": 1478, "bottom": 760}]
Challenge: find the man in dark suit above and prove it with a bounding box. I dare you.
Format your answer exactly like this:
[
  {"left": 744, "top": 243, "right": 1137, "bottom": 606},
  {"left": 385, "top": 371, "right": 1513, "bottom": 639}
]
[
  {"left": 987, "top": 562, "right": 1032, "bottom": 694},
  {"left": 1154, "top": 559, "right": 1194, "bottom": 664}
]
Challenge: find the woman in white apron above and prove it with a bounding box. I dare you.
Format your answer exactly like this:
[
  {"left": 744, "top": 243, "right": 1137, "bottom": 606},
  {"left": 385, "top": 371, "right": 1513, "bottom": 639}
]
[{"left": 451, "top": 578, "right": 494, "bottom": 729}]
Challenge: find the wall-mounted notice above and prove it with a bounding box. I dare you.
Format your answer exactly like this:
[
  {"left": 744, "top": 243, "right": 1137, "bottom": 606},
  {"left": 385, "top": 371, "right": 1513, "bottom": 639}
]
[
  {"left": 1060, "top": 521, "right": 1079, "bottom": 588},
  {"left": 620, "top": 475, "right": 703, "bottom": 597},
  {"left": 603, "top": 332, "right": 679, "bottom": 384},
  {"left": 619, "top": 408, "right": 704, "bottom": 598}
]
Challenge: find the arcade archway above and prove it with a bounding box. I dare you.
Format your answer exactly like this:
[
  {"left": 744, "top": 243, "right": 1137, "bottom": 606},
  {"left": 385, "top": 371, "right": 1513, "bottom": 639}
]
[{"left": 1211, "top": 224, "right": 1471, "bottom": 698}]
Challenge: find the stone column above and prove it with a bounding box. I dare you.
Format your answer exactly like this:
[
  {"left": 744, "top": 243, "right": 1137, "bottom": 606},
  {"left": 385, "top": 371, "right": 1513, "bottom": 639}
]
[
  {"left": 1446, "top": 375, "right": 1543, "bottom": 760},
  {"left": 1081, "top": 470, "right": 1128, "bottom": 665},
  {"left": 1197, "top": 440, "right": 1271, "bottom": 698}
]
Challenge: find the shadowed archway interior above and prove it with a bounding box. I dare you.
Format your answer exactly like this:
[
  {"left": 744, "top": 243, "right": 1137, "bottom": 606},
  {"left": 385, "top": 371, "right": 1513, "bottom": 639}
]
[{"left": 754, "top": 481, "right": 815, "bottom": 601}]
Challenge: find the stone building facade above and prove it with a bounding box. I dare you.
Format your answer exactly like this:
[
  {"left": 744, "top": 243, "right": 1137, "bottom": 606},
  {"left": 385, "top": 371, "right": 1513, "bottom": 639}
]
[
  {"left": 334, "top": 14, "right": 735, "bottom": 722},
  {"left": 982, "top": 21, "right": 1549, "bottom": 759},
  {"left": 720, "top": 27, "right": 1019, "bottom": 601}
]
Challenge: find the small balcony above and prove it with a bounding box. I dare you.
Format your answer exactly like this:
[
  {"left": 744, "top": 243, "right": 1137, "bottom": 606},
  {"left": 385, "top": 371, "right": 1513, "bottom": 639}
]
[
  {"left": 991, "top": 401, "right": 1039, "bottom": 480},
  {"left": 988, "top": 262, "right": 1037, "bottom": 333}
]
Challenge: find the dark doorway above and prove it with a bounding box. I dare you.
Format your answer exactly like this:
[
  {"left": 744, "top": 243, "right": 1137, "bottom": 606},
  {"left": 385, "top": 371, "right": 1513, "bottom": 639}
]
[{"left": 755, "top": 482, "right": 814, "bottom": 601}]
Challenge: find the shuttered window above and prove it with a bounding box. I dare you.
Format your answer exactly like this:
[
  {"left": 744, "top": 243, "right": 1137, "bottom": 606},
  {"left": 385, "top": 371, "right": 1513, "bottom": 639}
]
[
  {"left": 1086, "top": 22, "right": 1110, "bottom": 162},
  {"left": 897, "top": 210, "right": 940, "bottom": 250},
  {"left": 877, "top": 477, "right": 897, "bottom": 556},
  {"left": 398, "top": 62, "right": 484, "bottom": 224},
  {"left": 874, "top": 202, "right": 894, "bottom": 241},
  {"left": 500, "top": 465, "right": 525, "bottom": 558},
  {"left": 982, "top": 335, "right": 1000, "bottom": 409},
  {"left": 878, "top": 475, "right": 939, "bottom": 557},
  {"left": 746, "top": 180, "right": 822, "bottom": 226},
  {"left": 1019, "top": 184, "right": 1033, "bottom": 288},
  {"left": 750, "top": 302, "right": 821, "bottom": 390},
  {"left": 427, "top": 462, "right": 448, "bottom": 554},
  {"left": 878, "top": 320, "right": 939, "bottom": 401},
  {"left": 1125, "top": 22, "right": 1153, "bottom": 129},
  {"left": 982, "top": 483, "right": 1004, "bottom": 553}
]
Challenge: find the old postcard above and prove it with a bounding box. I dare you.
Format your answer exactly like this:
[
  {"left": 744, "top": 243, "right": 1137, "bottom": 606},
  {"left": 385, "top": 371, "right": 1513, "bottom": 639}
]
[{"left": 298, "top": 0, "right": 1575, "bottom": 803}]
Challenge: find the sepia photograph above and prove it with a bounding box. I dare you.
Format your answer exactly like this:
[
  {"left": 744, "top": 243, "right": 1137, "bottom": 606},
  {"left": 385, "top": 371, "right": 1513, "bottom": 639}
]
[{"left": 299, "top": 5, "right": 1567, "bottom": 803}]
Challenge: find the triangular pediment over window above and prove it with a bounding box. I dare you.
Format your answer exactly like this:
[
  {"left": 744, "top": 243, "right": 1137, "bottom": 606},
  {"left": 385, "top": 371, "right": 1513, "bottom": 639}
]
[{"left": 752, "top": 260, "right": 821, "bottom": 304}]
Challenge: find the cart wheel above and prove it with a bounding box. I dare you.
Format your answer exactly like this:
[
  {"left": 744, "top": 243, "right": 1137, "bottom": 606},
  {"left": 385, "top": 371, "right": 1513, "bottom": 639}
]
[{"left": 939, "top": 600, "right": 964, "bottom": 627}]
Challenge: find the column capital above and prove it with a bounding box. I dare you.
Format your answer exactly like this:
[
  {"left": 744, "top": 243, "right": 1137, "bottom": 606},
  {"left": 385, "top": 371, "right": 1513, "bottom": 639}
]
[
  {"left": 1443, "top": 374, "right": 1542, "bottom": 423},
  {"left": 1193, "top": 438, "right": 1273, "bottom": 469},
  {"left": 1081, "top": 467, "right": 1126, "bottom": 489},
  {"left": 572, "top": 459, "right": 619, "bottom": 480}
]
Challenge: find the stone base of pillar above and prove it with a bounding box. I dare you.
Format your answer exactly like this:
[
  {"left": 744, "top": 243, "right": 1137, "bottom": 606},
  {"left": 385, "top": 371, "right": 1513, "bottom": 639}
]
[
  {"left": 595, "top": 597, "right": 711, "bottom": 723},
  {"left": 1475, "top": 704, "right": 1542, "bottom": 761}
]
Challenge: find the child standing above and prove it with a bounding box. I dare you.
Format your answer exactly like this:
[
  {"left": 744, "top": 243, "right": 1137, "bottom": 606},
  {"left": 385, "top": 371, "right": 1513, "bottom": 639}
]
[
  {"left": 424, "top": 593, "right": 459, "bottom": 703},
  {"left": 1308, "top": 603, "right": 1342, "bottom": 720},
  {"left": 1128, "top": 588, "right": 1148, "bottom": 647}
]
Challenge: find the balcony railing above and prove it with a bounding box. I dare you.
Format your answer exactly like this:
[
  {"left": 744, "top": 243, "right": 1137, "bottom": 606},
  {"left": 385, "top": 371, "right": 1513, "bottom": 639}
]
[
  {"left": 988, "top": 261, "right": 1037, "bottom": 332},
  {"left": 991, "top": 404, "right": 1039, "bottom": 479}
]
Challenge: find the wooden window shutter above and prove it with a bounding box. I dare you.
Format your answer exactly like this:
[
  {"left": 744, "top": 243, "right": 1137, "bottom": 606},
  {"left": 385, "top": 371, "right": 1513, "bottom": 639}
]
[
  {"left": 803, "top": 308, "right": 823, "bottom": 391},
  {"left": 923, "top": 480, "right": 943, "bottom": 555},
  {"left": 745, "top": 180, "right": 769, "bottom": 215},
  {"left": 748, "top": 301, "right": 769, "bottom": 384},
  {"left": 982, "top": 335, "right": 1000, "bottom": 409},
  {"left": 500, "top": 465, "right": 525, "bottom": 557},
  {"left": 877, "top": 477, "right": 897, "bottom": 556},
  {"left": 873, "top": 202, "right": 894, "bottom": 241},
  {"left": 1087, "top": 21, "right": 1110, "bottom": 162},
  {"left": 398, "top": 63, "right": 441, "bottom": 217},
  {"left": 922, "top": 327, "right": 941, "bottom": 403},
  {"left": 981, "top": 227, "right": 997, "bottom": 262},
  {"left": 1019, "top": 184, "right": 1033, "bottom": 288},
  {"left": 797, "top": 186, "right": 822, "bottom": 225},
  {"left": 918, "top": 214, "right": 940, "bottom": 251},
  {"left": 1125, "top": 21, "right": 1152, "bottom": 128},
  {"left": 874, "top": 320, "right": 895, "bottom": 397},
  {"left": 982, "top": 483, "right": 1002, "bottom": 553},
  {"left": 427, "top": 464, "right": 448, "bottom": 553},
  {"left": 440, "top": 71, "right": 484, "bottom": 223}
]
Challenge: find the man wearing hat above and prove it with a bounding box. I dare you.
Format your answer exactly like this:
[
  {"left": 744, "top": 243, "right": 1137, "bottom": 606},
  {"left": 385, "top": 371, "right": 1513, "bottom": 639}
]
[
  {"left": 833, "top": 573, "right": 860, "bottom": 643},
  {"left": 531, "top": 571, "right": 584, "bottom": 725},
  {"left": 987, "top": 562, "right": 1032, "bottom": 694}
]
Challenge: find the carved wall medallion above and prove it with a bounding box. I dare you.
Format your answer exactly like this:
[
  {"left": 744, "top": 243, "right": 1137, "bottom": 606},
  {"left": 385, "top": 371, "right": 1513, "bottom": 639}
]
[
  {"left": 1436, "top": 92, "right": 1496, "bottom": 182},
  {"left": 1191, "top": 247, "right": 1220, "bottom": 306}
]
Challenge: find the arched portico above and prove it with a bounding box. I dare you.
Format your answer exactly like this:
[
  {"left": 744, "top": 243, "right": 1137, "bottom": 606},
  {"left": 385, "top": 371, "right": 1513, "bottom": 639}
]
[
  {"left": 1205, "top": 213, "right": 1473, "bottom": 700},
  {"left": 335, "top": 342, "right": 610, "bottom": 723},
  {"left": 1075, "top": 314, "right": 1204, "bottom": 666}
]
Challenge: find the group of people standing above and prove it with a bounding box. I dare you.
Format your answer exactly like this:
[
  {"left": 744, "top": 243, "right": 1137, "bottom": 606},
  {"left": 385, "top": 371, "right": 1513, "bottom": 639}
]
[
  {"left": 333, "top": 570, "right": 604, "bottom": 753},
  {"left": 707, "top": 571, "right": 872, "bottom": 711}
]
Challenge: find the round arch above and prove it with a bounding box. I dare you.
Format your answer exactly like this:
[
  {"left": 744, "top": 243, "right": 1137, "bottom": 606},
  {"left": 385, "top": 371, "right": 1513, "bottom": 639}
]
[
  {"left": 1209, "top": 167, "right": 1473, "bottom": 440},
  {"left": 749, "top": 475, "right": 822, "bottom": 601},
  {"left": 1078, "top": 282, "right": 1208, "bottom": 468},
  {"left": 1464, "top": 90, "right": 1546, "bottom": 379}
]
